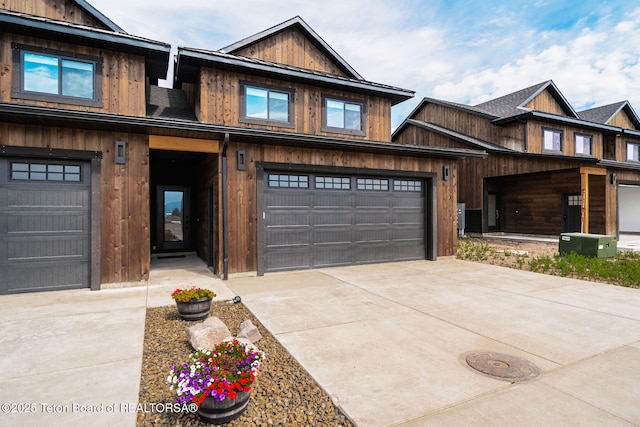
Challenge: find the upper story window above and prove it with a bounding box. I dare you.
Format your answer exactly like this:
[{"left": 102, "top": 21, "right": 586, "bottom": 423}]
[
  {"left": 542, "top": 128, "right": 563, "bottom": 153},
  {"left": 627, "top": 142, "right": 640, "bottom": 163},
  {"left": 322, "top": 96, "right": 366, "bottom": 136},
  {"left": 12, "top": 44, "right": 102, "bottom": 107},
  {"left": 574, "top": 133, "right": 593, "bottom": 156},
  {"left": 240, "top": 83, "right": 294, "bottom": 127}
]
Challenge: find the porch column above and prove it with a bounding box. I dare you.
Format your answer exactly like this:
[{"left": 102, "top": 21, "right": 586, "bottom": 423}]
[
  {"left": 579, "top": 167, "right": 607, "bottom": 234},
  {"left": 580, "top": 171, "right": 589, "bottom": 234}
]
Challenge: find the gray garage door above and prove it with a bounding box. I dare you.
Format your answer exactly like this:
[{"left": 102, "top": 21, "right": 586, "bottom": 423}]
[
  {"left": 264, "top": 172, "right": 426, "bottom": 272},
  {"left": 0, "top": 158, "right": 91, "bottom": 295},
  {"left": 619, "top": 184, "right": 640, "bottom": 233}
]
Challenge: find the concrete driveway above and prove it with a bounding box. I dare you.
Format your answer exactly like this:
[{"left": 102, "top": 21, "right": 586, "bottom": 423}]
[{"left": 227, "top": 259, "right": 640, "bottom": 426}]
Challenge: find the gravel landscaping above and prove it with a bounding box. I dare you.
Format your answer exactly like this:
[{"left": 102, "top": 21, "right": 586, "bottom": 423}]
[{"left": 137, "top": 302, "right": 353, "bottom": 426}]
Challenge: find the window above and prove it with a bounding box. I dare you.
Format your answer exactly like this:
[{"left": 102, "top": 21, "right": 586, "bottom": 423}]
[
  {"left": 11, "top": 162, "right": 81, "bottom": 182},
  {"left": 240, "top": 83, "right": 294, "bottom": 127},
  {"left": 567, "top": 195, "right": 582, "bottom": 206},
  {"left": 574, "top": 134, "right": 592, "bottom": 156},
  {"left": 315, "top": 176, "right": 350, "bottom": 190},
  {"left": 627, "top": 142, "right": 640, "bottom": 163},
  {"left": 268, "top": 174, "right": 308, "bottom": 188},
  {"left": 12, "top": 44, "right": 102, "bottom": 107},
  {"left": 543, "top": 128, "right": 563, "bottom": 152},
  {"left": 356, "top": 178, "right": 388, "bottom": 191},
  {"left": 322, "top": 96, "right": 365, "bottom": 135},
  {"left": 394, "top": 180, "right": 422, "bottom": 192}
]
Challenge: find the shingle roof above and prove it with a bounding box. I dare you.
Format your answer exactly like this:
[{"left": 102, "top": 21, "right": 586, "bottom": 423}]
[
  {"left": 146, "top": 86, "right": 197, "bottom": 121},
  {"left": 473, "top": 80, "right": 578, "bottom": 119},
  {"left": 175, "top": 47, "right": 414, "bottom": 105},
  {"left": 578, "top": 101, "right": 640, "bottom": 130}
]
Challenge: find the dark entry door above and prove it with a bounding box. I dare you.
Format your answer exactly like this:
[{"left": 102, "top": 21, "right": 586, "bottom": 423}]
[
  {"left": 487, "top": 192, "right": 500, "bottom": 231},
  {"left": 157, "top": 186, "right": 190, "bottom": 251},
  {"left": 562, "top": 193, "right": 581, "bottom": 233}
]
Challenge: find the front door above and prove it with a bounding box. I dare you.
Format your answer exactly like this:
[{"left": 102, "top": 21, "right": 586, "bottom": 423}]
[
  {"left": 487, "top": 192, "right": 500, "bottom": 231},
  {"left": 157, "top": 186, "right": 190, "bottom": 251},
  {"left": 562, "top": 193, "right": 581, "bottom": 233}
]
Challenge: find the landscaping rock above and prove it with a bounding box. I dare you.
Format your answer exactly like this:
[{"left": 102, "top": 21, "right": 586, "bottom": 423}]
[
  {"left": 187, "top": 316, "right": 232, "bottom": 350},
  {"left": 237, "top": 319, "right": 262, "bottom": 343}
]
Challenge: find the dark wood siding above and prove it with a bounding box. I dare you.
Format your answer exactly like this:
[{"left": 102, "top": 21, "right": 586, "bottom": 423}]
[
  {"left": 0, "top": 33, "right": 147, "bottom": 116},
  {"left": 0, "top": 123, "right": 150, "bottom": 284},
  {"left": 217, "top": 142, "right": 457, "bottom": 274},
  {"left": 232, "top": 27, "right": 350, "bottom": 77},
  {"left": 0, "top": 0, "right": 107, "bottom": 28},
  {"left": 193, "top": 69, "right": 392, "bottom": 141}
]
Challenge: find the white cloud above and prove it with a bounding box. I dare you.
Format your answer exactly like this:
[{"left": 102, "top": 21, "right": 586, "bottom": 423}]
[{"left": 85, "top": 0, "right": 640, "bottom": 128}]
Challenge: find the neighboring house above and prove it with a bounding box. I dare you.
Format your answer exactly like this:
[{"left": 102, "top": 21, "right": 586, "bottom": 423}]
[
  {"left": 0, "top": 1, "right": 484, "bottom": 294},
  {"left": 393, "top": 80, "right": 640, "bottom": 237}
]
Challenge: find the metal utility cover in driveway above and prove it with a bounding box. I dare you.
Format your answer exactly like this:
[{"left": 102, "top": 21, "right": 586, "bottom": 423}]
[
  {"left": 263, "top": 172, "right": 426, "bottom": 272},
  {"left": 0, "top": 158, "right": 91, "bottom": 294}
]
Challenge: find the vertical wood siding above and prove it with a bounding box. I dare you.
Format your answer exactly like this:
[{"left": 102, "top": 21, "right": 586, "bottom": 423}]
[
  {"left": 524, "top": 90, "right": 569, "bottom": 116},
  {"left": 196, "top": 68, "right": 392, "bottom": 141},
  {"left": 0, "top": 123, "right": 150, "bottom": 284},
  {"left": 232, "top": 27, "right": 349, "bottom": 77},
  {"left": 218, "top": 142, "right": 458, "bottom": 274},
  {"left": 0, "top": 0, "right": 106, "bottom": 28},
  {"left": 0, "top": 34, "right": 146, "bottom": 116}
]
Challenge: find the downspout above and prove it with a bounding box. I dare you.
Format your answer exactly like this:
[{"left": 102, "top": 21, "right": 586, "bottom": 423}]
[{"left": 221, "top": 133, "right": 229, "bottom": 280}]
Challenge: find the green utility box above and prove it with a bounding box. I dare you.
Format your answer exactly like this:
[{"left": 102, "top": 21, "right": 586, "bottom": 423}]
[{"left": 559, "top": 233, "right": 617, "bottom": 258}]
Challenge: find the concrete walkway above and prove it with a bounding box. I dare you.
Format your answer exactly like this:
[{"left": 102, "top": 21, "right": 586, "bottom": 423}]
[
  {"left": 227, "top": 259, "right": 640, "bottom": 426},
  {"left": 1, "top": 256, "right": 639, "bottom": 426},
  {"left": 0, "top": 255, "right": 233, "bottom": 427}
]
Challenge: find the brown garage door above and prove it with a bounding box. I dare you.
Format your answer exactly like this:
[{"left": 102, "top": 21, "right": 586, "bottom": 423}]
[{"left": 0, "top": 158, "right": 91, "bottom": 294}]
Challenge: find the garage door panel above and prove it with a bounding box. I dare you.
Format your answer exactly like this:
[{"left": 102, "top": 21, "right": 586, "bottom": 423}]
[
  {"left": 8, "top": 187, "right": 88, "bottom": 209},
  {"left": 265, "top": 192, "right": 311, "bottom": 208},
  {"left": 313, "top": 193, "right": 352, "bottom": 207},
  {"left": 7, "top": 211, "right": 88, "bottom": 234},
  {"left": 267, "top": 210, "right": 311, "bottom": 227},
  {"left": 5, "top": 261, "right": 89, "bottom": 294},
  {"left": 354, "top": 225, "right": 391, "bottom": 242},
  {"left": 355, "top": 194, "right": 392, "bottom": 208},
  {"left": 8, "top": 236, "right": 89, "bottom": 261},
  {"left": 266, "top": 226, "right": 311, "bottom": 246},
  {"left": 619, "top": 184, "right": 640, "bottom": 233},
  {"left": 312, "top": 209, "right": 351, "bottom": 225},
  {"left": 311, "top": 243, "right": 354, "bottom": 267},
  {"left": 313, "top": 224, "right": 352, "bottom": 243},
  {"left": 265, "top": 247, "right": 311, "bottom": 272}
]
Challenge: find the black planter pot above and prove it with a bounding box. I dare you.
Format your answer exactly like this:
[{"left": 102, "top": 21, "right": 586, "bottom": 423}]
[
  {"left": 175, "top": 297, "right": 212, "bottom": 321},
  {"left": 197, "top": 390, "right": 251, "bottom": 424}
]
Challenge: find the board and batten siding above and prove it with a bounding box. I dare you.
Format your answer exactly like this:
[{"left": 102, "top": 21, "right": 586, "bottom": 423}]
[
  {"left": 0, "top": 0, "right": 106, "bottom": 29},
  {"left": 0, "top": 33, "right": 147, "bottom": 117},
  {"left": 0, "top": 123, "right": 150, "bottom": 284},
  {"left": 195, "top": 68, "right": 392, "bottom": 142},
  {"left": 216, "top": 142, "right": 457, "bottom": 274},
  {"left": 231, "top": 27, "right": 350, "bottom": 78}
]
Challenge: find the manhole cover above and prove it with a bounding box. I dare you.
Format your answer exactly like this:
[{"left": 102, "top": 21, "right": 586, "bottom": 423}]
[{"left": 464, "top": 351, "right": 541, "bottom": 382}]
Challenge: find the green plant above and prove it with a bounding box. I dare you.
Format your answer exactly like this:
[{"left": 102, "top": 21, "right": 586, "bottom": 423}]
[{"left": 171, "top": 287, "right": 216, "bottom": 302}]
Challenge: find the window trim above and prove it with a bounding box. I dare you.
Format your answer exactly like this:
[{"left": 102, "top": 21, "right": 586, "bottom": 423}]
[
  {"left": 574, "top": 132, "right": 593, "bottom": 157},
  {"left": 11, "top": 43, "right": 103, "bottom": 107},
  {"left": 542, "top": 127, "right": 564, "bottom": 153},
  {"left": 239, "top": 81, "right": 295, "bottom": 128},
  {"left": 627, "top": 141, "right": 640, "bottom": 163},
  {"left": 321, "top": 95, "right": 366, "bottom": 136}
]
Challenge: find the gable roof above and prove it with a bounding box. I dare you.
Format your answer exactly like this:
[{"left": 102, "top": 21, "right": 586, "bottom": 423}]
[
  {"left": 175, "top": 47, "right": 414, "bottom": 105},
  {"left": 147, "top": 86, "right": 198, "bottom": 121},
  {"left": 0, "top": 9, "right": 170, "bottom": 80},
  {"left": 474, "top": 80, "right": 578, "bottom": 119},
  {"left": 578, "top": 101, "right": 640, "bottom": 129},
  {"left": 404, "top": 119, "right": 514, "bottom": 153},
  {"left": 73, "top": 0, "right": 125, "bottom": 33},
  {"left": 220, "top": 16, "right": 363, "bottom": 80}
]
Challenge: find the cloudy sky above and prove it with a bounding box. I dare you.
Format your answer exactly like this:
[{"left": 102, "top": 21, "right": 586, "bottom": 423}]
[{"left": 88, "top": 0, "right": 640, "bottom": 128}]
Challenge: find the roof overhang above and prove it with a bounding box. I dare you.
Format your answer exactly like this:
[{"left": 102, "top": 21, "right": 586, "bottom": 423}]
[
  {"left": 175, "top": 48, "right": 414, "bottom": 106},
  {"left": 493, "top": 111, "right": 622, "bottom": 133},
  {"left": 598, "top": 159, "right": 640, "bottom": 171},
  {"left": 0, "top": 10, "right": 170, "bottom": 80},
  {"left": 0, "top": 103, "right": 484, "bottom": 160}
]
